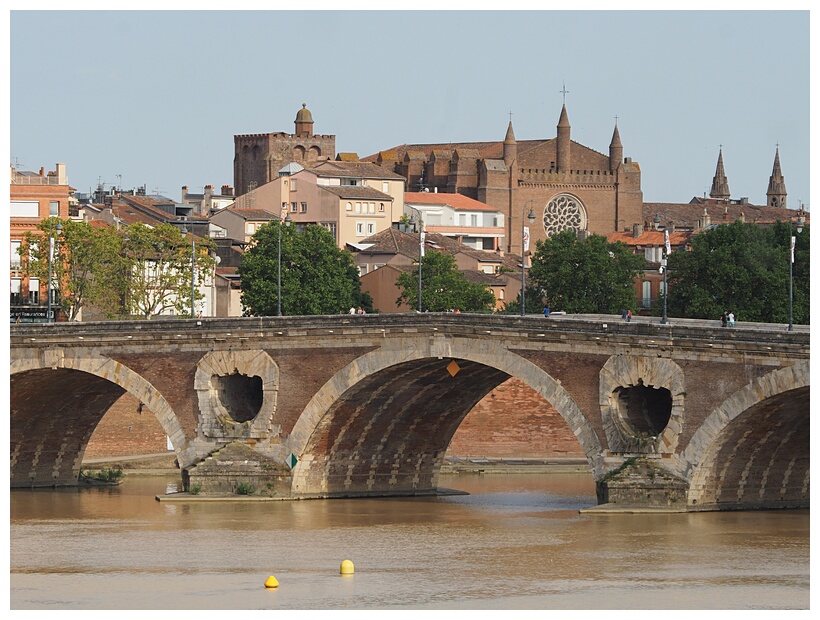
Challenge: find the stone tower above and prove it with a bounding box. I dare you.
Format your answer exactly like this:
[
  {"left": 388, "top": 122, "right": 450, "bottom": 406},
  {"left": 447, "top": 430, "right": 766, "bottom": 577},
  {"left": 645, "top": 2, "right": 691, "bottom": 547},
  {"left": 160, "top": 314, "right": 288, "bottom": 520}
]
[
  {"left": 766, "top": 148, "right": 788, "bottom": 208},
  {"left": 710, "top": 148, "right": 731, "bottom": 199},
  {"left": 233, "top": 103, "right": 335, "bottom": 197}
]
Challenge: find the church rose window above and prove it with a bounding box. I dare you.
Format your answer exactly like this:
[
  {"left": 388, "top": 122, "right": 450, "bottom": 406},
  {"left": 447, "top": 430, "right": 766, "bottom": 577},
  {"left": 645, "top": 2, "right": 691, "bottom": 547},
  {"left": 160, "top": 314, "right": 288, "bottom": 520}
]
[{"left": 542, "top": 194, "right": 587, "bottom": 237}]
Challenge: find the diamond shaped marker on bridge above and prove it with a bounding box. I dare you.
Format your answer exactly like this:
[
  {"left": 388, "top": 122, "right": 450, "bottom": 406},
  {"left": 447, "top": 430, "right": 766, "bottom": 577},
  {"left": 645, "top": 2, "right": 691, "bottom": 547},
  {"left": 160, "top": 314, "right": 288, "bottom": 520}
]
[
  {"left": 446, "top": 360, "right": 460, "bottom": 377},
  {"left": 286, "top": 453, "right": 298, "bottom": 469}
]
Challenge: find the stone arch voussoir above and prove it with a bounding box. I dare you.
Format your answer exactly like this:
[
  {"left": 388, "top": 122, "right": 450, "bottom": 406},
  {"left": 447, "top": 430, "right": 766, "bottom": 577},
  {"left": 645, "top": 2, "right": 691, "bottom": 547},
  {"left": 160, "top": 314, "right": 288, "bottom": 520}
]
[
  {"left": 11, "top": 350, "right": 194, "bottom": 468},
  {"left": 284, "top": 336, "right": 605, "bottom": 488},
  {"left": 679, "top": 361, "right": 810, "bottom": 489}
]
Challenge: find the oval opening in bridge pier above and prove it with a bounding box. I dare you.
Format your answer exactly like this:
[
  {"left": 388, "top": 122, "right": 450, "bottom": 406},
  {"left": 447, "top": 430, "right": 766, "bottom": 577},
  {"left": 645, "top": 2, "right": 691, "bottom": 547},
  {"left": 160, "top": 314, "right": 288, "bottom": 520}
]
[
  {"left": 614, "top": 380, "right": 672, "bottom": 437},
  {"left": 215, "top": 372, "right": 263, "bottom": 423}
]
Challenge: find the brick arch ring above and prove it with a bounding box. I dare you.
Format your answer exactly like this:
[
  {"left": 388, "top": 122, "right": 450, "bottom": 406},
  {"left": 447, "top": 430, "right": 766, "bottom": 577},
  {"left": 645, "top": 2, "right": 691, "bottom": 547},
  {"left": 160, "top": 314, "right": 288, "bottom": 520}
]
[
  {"left": 282, "top": 335, "right": 606, "bottom": 482},
  {"left": 598, "top": 355, "right": 686, "bottom": 455},
  {"left": 678, "top": 360, "right": 810, "bottom": 496},
  {"left": 11, "top": 350, "right": 195, "bottom": 468}
]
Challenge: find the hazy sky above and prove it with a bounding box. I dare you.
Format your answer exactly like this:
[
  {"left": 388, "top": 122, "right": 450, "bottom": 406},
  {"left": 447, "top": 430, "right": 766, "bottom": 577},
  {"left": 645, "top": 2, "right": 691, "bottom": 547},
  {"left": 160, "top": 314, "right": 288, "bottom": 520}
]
[{"left": 8, "top": 7, "right": 812, "bottom": 208}]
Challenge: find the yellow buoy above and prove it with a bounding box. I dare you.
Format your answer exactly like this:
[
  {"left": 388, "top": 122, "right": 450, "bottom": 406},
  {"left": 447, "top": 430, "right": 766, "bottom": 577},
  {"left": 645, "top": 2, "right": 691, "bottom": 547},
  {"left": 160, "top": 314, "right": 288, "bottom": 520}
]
[
  {"left": 264, "top": 575, "right": 279, "bottom": 588},
  {"left": 340, "top": 560, "right": 354, "bottom": 575}
]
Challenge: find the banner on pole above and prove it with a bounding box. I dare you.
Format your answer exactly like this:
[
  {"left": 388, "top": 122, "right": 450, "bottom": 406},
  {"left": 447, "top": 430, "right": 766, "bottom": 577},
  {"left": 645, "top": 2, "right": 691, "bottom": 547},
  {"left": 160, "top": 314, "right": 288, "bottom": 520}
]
[
  {"left": 523, "top": 227, "right": 530, "bottom": 253},
  {"left": 420, "top": 230, "right": 426, "bottom": 257},
  {"left": 791, "top": 235, "right": 796, "bottom": 264}
]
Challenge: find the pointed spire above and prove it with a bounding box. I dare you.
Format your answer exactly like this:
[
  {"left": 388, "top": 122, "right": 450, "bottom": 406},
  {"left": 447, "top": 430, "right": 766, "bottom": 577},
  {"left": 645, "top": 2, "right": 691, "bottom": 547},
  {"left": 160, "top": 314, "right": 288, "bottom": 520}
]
[
  {"left": 767, "top": 147, "right": 787, "bottom": 207},
  {"left": 710, "top": 148, "right": 730, "bottom": 199},
  {"left": 610, "top": 123, "right": 622, "bottom": 148},
  {"left": 558, "top": 104, "right": 570, "bottom": 128},
  {"left": 504, "top": 120, "right": 516, "bottom": 144},
  {"left": 609, "top": 122, "right": 623, "bottom": 173}
]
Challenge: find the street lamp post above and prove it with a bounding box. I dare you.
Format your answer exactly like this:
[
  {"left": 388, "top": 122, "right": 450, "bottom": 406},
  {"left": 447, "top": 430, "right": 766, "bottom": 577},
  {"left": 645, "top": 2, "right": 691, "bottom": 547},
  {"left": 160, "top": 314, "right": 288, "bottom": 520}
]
[
  {"left": 660, "top": 228, "right": 671, "bottom": 325},
  {"left": 277, "top": 213, "right": 292, "bottom": 317},
  {"left": 181, "top": 226, "right": 196, "bottom": 318},
  {"left": 788, "top": 211, "right": 805, "bottom": 331},
  {"left": 47, "top": 220, "right": 62, "bottom": 323},
  {"left": 408, "top": 208, "right": 424, "bottom": 312},
  {"left": 520, "top": 202, "right": 536, "bottom": 317}
]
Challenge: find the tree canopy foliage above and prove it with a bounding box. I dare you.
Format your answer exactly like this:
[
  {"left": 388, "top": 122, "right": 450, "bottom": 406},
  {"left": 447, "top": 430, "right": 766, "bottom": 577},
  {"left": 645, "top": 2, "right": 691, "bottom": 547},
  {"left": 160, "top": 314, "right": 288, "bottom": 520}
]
[
  {"left": 239, "top": 222, "right": 371, "bottom": 316},
  {"left": 528, "top": 230, "right": 646, "bottom": 313},
  {"left": 665, "top": 220, "right": 809, "bottom": 324},
  {"left": 19, "top": 218, "right": 122, "bottom": 321},
  {"left": 395, "top": 250, "right": 496, "bottom": 312},
  {"left": 18, "top": 219, "right": 216, "bottom": 320},
  {"left": 124, "top": 223, "right": 215, "bottom": 319}
]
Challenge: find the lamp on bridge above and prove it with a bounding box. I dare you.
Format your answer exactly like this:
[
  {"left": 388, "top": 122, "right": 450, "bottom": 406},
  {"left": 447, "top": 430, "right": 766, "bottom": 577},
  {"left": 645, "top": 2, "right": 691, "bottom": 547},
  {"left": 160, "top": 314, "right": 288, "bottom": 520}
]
[
  {"left": 47, "top": 220, "right": 62, "bottom": 323},
  {"left": 407, "top": 207, "right": 425, "bottom": 313},
  {"left": 520, "top": 201, "right": 536, "bottom": 317},
  {"left": 277, "top": 212, "right": 292, "bottom": 317},
  {"left": 788, "top": 209, "right": 805, "bottom": 332}
]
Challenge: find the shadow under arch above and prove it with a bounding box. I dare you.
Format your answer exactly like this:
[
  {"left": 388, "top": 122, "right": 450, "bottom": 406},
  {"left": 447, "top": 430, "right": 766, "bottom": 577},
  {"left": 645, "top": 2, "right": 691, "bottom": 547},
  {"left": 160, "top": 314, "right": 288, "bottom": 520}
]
[
  {"left": 10, "top": 352, "right": 191, "bottom": 487},
  {"left": 286, "top": 336, "right": 603, "bottom": 497},
  {"left": 680, "top": 361, "right": 810, "bottom": 509}
]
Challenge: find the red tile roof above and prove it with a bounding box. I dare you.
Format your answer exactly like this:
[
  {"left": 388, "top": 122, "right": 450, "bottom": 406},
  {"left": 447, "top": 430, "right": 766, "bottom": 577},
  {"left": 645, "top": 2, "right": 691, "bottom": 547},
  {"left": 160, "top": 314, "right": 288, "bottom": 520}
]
[{"left": 404, "top": 192, "right": 500, "bottom": 212}]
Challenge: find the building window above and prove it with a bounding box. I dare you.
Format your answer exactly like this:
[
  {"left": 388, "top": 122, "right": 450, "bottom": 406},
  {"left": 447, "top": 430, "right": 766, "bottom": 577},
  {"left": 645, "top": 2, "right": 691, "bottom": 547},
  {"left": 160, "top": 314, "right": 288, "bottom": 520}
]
[
  {"left": 50, "top": 201, "right": 60, "bottom": 216},
  {"left": 11, "top": 201, "right": 39, "bottom": 218},
  {"left": 369, "top": 202, "right": 375, "bottom": 214},
  {"left": 499, "top": 289, "right": 505, "bottom": 300},
  {"left": 301, "top": 202, "right": 307, "bottom": 213},
  {"left": 358, "top": 264, "right": 368, "bottom": 276},
  {"left": 291, "top": 179, "right": 297, "bottom": 191},
  {"left": 379, "top": 203, "right": 385, "bottom": 212},
  {"left": 28, "top": 277, "right": 40, "bottom": 304},
  {"left": 382, "top": 182, "right": 389, "bottom": 193},
  {"left": 471, "top": 214, "right": 478, "bottom": 227},
  {"left": 247, "top": 223, "right": 255, "bottom": 234},
  {"left": 11, "top": 240, "right": 21, "bottom": 269},
  {"left": 356, "top": 222, "right": 365, "bottom": 236},
  {"left": 642, "top": 281, "right": 652, "bottom": 308},
  {"left": 346, "top": 202, "right": 352, "bottom": 211},
  {"left": 10, "top": 277, "right": 22, "bottom": 305},
  {"left": 374, "top": 263, "right": 385, "bottom": 270},
  {"left": 543, "top": 193, "right": 587, "bottom": 238},
  {"left": 367, "top": 222, "right": 375, "bottom": 235},
  {"left": 291, "top": 202, "right": 298, "bottom": 212},
  {"left": 355, "top": 202, "right": 361, "bottom": 213}
]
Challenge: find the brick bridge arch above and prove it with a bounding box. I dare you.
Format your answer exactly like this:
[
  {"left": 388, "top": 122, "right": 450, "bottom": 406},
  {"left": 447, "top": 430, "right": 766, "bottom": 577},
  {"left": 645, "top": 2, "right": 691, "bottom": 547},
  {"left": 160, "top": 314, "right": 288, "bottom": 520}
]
[
  {"left": 680, "top": 361, "right": 810, "bottom": 509},
  {"left": 10, "top": 351, "right": 190, "bottom": 487},
  {"left": 286, "top": 335, "right": 604, "bottom": 497}
]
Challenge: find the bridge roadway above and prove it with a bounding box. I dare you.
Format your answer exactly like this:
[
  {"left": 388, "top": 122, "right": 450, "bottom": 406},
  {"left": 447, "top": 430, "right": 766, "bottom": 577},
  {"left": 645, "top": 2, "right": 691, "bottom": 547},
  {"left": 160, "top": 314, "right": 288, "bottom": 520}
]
[{"left": 10, "top": 313, "right": 810, "bottom": 510}]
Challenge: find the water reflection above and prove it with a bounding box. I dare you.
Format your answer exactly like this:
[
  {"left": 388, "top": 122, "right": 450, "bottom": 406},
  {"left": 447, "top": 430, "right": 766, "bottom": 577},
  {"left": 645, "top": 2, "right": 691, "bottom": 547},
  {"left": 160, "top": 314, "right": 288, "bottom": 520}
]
[{"left": 10, "top": 473, "right": 809, "bottom": 610}]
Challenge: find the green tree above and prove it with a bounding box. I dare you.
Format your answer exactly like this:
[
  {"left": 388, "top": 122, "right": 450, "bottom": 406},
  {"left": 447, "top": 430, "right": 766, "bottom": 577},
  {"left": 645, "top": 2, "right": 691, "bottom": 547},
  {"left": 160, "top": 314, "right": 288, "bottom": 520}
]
[
  {"left": 528, "top": 230, "right": 646, "bottom": 313},
  {"left": 18, "top": 217, "right": 123, "bottom": 321},
  {"left": 502, "top": 284, "right": 547, "bottom": 315},
  {"left": 395, "top": 250, "right": 496, "bottom": 312},
  {"left": 123, "top": 223, "right": 215, "bottom": 319},
  {"left": 666, "top": 220, "right": 809, "bottom": 324},
  {"left": 240, "top": 222, "right": 367, "bottom": 316}
]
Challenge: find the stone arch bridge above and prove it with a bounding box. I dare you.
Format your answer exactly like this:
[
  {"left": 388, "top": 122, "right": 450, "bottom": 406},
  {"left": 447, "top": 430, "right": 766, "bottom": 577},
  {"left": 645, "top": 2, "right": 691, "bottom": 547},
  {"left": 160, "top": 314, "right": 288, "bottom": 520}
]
[{"left": 10, "top": 314, "right": 809, "bottom": 511}]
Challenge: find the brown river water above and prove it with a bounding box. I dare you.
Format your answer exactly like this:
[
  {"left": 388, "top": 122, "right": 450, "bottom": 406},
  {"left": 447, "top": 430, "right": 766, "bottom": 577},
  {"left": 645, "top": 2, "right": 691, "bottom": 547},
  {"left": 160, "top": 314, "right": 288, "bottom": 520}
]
[{"left": 9, "top": 473, "right": 809, "bottom": 610}]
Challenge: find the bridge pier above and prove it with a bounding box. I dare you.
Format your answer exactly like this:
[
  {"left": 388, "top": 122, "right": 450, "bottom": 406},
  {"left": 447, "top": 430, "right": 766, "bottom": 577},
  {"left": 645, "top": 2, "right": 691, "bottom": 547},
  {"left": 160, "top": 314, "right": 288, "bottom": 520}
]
[{"left": 594, "top": 457, "right": 689, "bottom": 508}]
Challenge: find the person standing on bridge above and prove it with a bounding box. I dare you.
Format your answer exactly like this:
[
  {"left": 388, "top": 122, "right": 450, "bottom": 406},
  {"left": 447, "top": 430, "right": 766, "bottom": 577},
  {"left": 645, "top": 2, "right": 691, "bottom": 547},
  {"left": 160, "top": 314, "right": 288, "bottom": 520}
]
[
  {"left": 728, "top": 311, "right": 735, "bottom": 327},
  {"left": 626, "top": 310, "right": 632, "bottom": 323},
  {"left": 721, "top": 311, "right": 728, "bottom": 327}
]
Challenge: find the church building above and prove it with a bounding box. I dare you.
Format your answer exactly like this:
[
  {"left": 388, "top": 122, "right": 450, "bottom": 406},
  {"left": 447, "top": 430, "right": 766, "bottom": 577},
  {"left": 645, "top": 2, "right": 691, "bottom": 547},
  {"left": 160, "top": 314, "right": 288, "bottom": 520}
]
[{"left": 363, "top": 104, "right": 644, "bottom": 254}]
